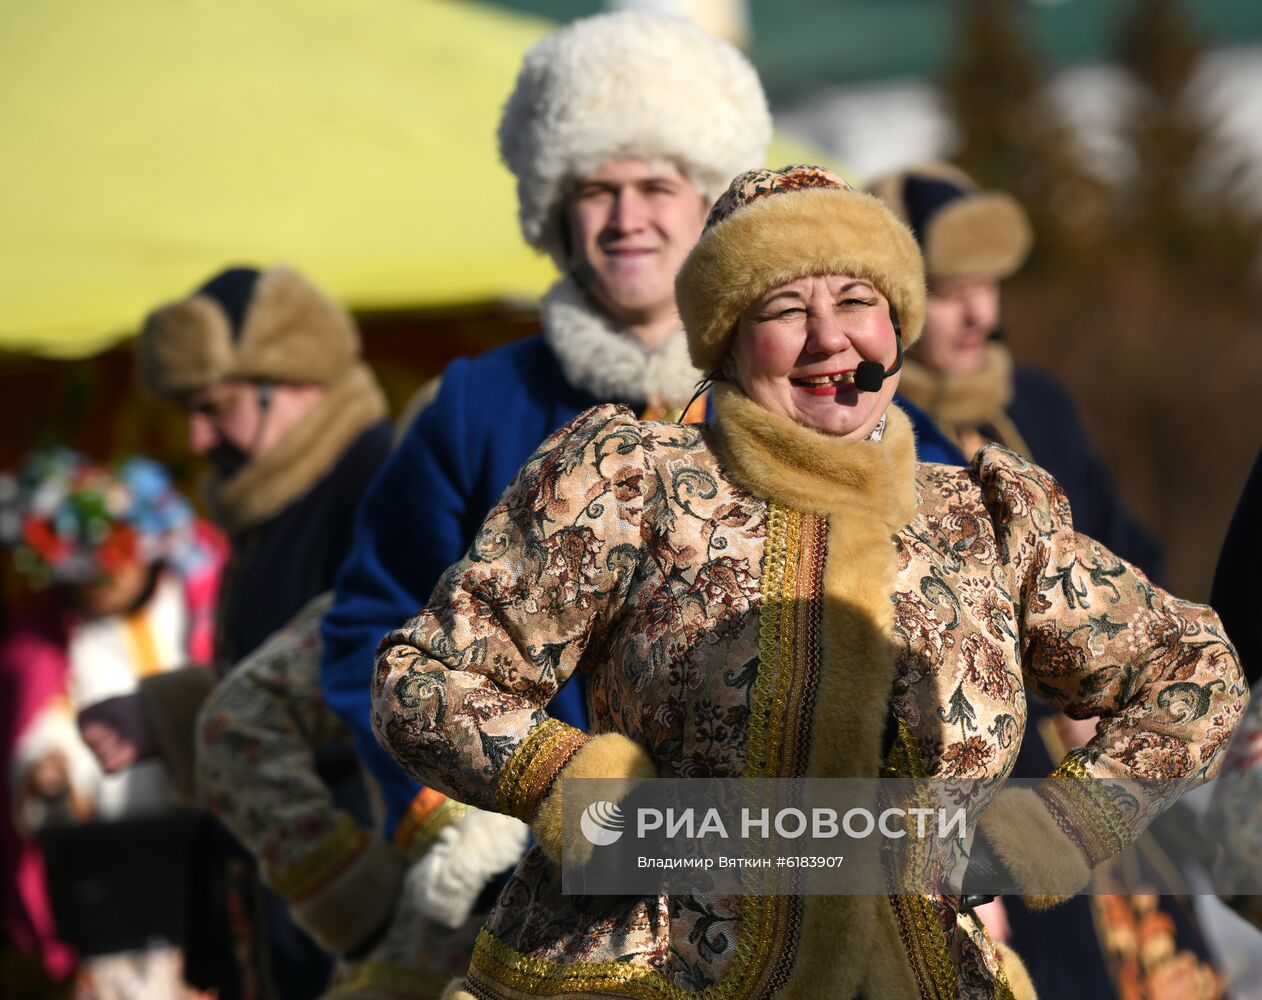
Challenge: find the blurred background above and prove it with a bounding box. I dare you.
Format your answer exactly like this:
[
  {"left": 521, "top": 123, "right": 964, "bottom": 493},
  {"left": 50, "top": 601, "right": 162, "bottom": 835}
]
[{"left": 2, "top": 0, "right": 1259, "bottom": 601}]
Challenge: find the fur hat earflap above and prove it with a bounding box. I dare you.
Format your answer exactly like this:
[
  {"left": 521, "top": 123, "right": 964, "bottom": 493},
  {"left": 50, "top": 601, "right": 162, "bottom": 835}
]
[
  {"left": 498, "top": 11, "right": 772, "bottom": 266},
  {"left": 676, "top": 165, "right": 926, "bottom": 375},
  {"left": 138, "top": 266, "right": 361, "bottom": 397},
  {"left": 868, "top": 162, "right": 1032, "bottom": 281}
]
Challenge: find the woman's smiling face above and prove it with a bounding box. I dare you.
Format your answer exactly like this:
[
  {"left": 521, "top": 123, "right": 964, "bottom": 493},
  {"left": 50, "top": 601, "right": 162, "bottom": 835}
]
[{"left": 725, "top": 273, "right": 900, "bottom": 439}]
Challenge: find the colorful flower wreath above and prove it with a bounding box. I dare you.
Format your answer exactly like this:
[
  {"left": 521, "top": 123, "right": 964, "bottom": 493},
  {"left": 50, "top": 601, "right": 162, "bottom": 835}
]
[{"left": 0, "top": 448, "right": 206, "bottom": 588}]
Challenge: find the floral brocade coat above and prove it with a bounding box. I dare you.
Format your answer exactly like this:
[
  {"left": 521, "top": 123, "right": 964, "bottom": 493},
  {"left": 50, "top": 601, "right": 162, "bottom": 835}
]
[{"left": 372, "top": 392, "right": 1245, "bottom": 1000}]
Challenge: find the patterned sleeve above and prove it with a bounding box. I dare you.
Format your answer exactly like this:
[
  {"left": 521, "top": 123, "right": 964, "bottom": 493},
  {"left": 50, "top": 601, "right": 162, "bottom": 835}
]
[
  {"left": 1208, "top": 693, "right": 1262, "bottom": 924},
  {"left": 371, "top": 405, "right": 651, "bottom": 819},
  {"left": 976, "top": 445, "right": 1247, "bottom": 865}
]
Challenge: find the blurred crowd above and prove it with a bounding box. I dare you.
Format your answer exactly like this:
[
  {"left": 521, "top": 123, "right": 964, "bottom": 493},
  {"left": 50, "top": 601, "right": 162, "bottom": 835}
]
[{"left": 1, "top": 9, "right": 1259, "bottom": 1000}]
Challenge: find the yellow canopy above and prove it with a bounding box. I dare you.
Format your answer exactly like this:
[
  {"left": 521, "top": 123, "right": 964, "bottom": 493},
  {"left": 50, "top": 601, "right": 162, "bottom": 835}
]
[{"left": 0, "top": 0, "right": 825, "bottom": 359}]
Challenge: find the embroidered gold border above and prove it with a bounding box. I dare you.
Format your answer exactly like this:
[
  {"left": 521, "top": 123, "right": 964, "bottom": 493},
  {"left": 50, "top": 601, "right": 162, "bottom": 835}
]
[
  {"left": 1041, "top": 756, "right": 1131, "bottom": 866},
  {"left": 748, "top": 505, "right": 800, "bottom": 779},
  {"left": 887, "top": 893, "right": 956, "bottom": 999},
  {"left": 467, "top": 504, "right": 810, "bottom": 999},
  {"left": 886, "top": 721, "right": 1015, "bottom": 998},
  {"left": 993, "top": 960, "right": 1017, "bottom": 1000},
  {"left": 883, "top": 722, "right": 957, "bottom": 999},
  {"left": 496, "top": 718, "right": 591, "bottom": 822},
  {"left": 269, "top": 813, "right": 366, "bottom": 902}
]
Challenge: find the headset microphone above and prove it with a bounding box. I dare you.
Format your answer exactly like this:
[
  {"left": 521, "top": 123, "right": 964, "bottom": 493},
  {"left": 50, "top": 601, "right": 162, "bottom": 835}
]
[{"left": 853, "top": 307, "right": 904, "bottom": 393}]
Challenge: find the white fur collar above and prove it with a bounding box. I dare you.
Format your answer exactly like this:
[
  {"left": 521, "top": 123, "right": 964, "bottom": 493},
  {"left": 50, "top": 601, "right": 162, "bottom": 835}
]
[{"left": 540, "top": 278, "right": 701, "bottom": 407}]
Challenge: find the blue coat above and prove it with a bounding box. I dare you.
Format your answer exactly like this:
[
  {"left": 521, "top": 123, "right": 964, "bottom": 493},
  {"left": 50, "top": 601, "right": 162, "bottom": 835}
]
[{"left": 321, "top": 334, "right": 964, "bottom": 835}]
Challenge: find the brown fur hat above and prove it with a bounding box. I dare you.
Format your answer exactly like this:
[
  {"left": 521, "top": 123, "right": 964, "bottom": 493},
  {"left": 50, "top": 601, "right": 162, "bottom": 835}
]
[
  {"left": 867, "top": 162, "right": 1032, "bottom": 281},
  {"left": 137, "top": 266, "right": 361, "bottom": 397},
  {"left": 675, "top": 165, "right": 926, "bottom": 375}
]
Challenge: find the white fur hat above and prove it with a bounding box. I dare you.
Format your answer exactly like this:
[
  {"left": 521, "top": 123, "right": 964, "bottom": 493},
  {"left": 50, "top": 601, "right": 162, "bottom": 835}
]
[{"left": 498, "top": 11, "right": 772, "bottom": 266}]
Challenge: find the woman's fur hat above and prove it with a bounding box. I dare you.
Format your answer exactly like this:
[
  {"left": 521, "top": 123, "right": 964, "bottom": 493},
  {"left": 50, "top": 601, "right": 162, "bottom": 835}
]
[
  {"left": 676, "top": 165, "right": 926, "bottom": 374},
  {"left": 867, "top": 162, "right": 1032, "bottom": 281},
  {"left": 137, "top": 266, "right": 362, "bottom": 397},
  {"left": 498, "top": 11, "right": 772, "bottom": 267}
]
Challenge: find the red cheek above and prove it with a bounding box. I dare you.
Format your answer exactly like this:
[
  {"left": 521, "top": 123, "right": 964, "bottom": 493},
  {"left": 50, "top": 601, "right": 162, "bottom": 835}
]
[{"left": 748, "top": 331, "right": 800, "bottom": 375}]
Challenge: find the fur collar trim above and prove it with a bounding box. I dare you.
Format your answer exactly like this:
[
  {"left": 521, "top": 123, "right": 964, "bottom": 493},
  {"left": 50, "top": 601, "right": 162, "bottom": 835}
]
[
  {"left": 711, "top": 383, "right": 922, "bottom": 999},
  {"left": 540, "top": 278, "right": 701, "bottom": 408},
  {"left": 208, "top": 362, "right": 387, "bottom": 534},
  {"left": 709, "top": 382, "right": 917, "bottom": 525},
  {"left": 899, "top": 342, "right": 1033, "bottom": 459},
  {"left": 898, "top": 341, "right": 1014, "bottom": 428}
]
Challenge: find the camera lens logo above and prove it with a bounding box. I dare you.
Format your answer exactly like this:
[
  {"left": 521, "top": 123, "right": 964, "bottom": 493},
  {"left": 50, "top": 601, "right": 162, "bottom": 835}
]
[{"left": 579, "top": 801, "right": 625, "bottom": 846}]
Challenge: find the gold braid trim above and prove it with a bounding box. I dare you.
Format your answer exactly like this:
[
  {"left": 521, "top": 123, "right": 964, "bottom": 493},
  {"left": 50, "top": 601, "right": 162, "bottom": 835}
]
[
  {"left": 883, "top": 722, "right": 958, "bottom": 998},
  {"left": 495, "top": 719, "right": 590, "bottom": 822},
  {"left": 765, "top": 509, "right": 800, "bottom": 774},
  {"left": 747, "top": 505, "right": 796, "bottom": 780},
  {"left": 472, "top": 928, "right": 657, "bottom": 996},
  {"left": 1041, "top": 756, "right": 1131, "bottom": 866},
  {"left": 888, "top": 894, "right": 957, "bottom": 1000},
  {"left": 887, "top": 719, "right": 929, "bottom": 781},
  {"left": 268, "top": 814, "right": 367, "bottom": 902},
  {"left": 469, "top": 505, "right": 806, "bottom": 999},
  {"left": 992, "top": 960, "right": 1017, "bottom": 1000}
]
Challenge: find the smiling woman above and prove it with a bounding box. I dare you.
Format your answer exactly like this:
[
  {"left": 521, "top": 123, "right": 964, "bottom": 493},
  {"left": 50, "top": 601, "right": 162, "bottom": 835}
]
[
  {"left": 726, "top": 273, "right": 899, "bottom": 439},
  {"left": 370, "top": 166, "right": 1245, "bottom": 1000}
]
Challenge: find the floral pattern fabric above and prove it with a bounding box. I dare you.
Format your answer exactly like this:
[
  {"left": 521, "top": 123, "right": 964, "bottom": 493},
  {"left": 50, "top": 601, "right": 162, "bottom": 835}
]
[
  {"left": 198, "top": 594, "right": 484, "bottom": 997},
  {"left": 372, "top": 405, "right": 1244, "bottom": 998},
  {"left": 198, "top": 594, "right": 355, "bottom": 886},
  {"left": 1207, "top": 685, "right": 1262, "bottom": 928}
]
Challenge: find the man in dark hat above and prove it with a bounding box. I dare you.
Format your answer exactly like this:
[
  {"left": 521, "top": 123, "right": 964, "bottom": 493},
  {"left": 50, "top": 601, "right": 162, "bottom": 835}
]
[{"left": 83, "top": 265, "right": 394, "bottom": 999}]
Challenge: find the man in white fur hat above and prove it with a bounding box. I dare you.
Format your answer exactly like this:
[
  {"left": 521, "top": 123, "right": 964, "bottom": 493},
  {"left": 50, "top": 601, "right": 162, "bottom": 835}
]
[
  {"left": 319, "top": 9, "right": 772, "bottom": 875},
  {"left": 177, "top": 13, "right": 772, "bottom": 999}
]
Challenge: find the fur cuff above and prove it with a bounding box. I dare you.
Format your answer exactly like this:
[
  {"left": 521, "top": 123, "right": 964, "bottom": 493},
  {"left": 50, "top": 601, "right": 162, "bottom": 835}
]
[
  {"left": 978, "top": 788, "right": 1090, "bottom": 909},
  {"left": 413, "top": 810, "right": 529, "bottom": 929},
  {"left": 533, "top": 732, "right": 656, "bottom": 865},
  {"left": 138, "top": 666, "right": 218, "bottom": 800},
  {"left": 993, "top": 941, "right": 1038, "bottom": 1000},
  {"left": 291, "top": 837, "right": 407, "bottom": 956},
  {"left": 440, "top": 981, "right": 476, "bottom": 1000}
]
